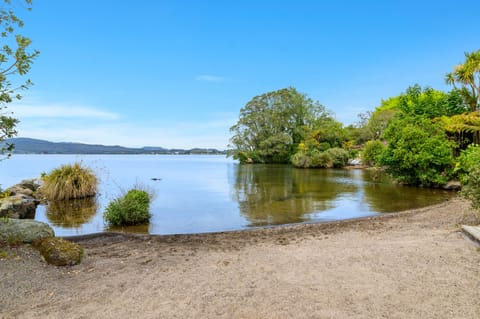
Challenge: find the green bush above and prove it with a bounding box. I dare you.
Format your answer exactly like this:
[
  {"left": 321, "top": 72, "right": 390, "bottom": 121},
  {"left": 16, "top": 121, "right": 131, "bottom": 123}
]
[
  {"left": 231, "top": 150, "right": 264, "bottom": 164},
  {"left": 41, "top": 162, "right": 98, "bottom": 200},
  {"left": 361, "top": 140, "right": 386, "bottom": 166},
  {"left": 291, "top": 149, "right": 333, "bottom": 168},
  {"left": 318, "top": 142, "right": 331, "bottom": 152},
  {"left": 461, "top": 165, "right": 480, "bottom": 211},
  {"left": 291, "top": 150, "right": 311, "bottom": 168},
  {"left": 104, "top": 189, "right": 151, "bottom": 226},
  {"left": 232, "top": 151, "right": 249, "bottom": 163},
  {"left": 380, "top": 116, "right": 454, "bottom": 186},
  {"left": 311, "top": 150, "right": 332, "bottom": 168},
  {"left": 325, "top": 147, "right": 349, "bottom": 168},
  {"left": 455, "top": 144, "right": 480, "bottom": 183}
]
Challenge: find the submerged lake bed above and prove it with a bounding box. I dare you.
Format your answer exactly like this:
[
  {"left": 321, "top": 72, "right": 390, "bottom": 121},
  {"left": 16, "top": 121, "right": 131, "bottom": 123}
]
[{"left": 0, "top": 154, "right": 455, "bottom": 236}]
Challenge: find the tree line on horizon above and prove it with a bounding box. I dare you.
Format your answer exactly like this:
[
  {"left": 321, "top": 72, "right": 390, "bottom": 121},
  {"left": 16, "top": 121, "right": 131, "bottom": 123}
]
[{"left": 228, "top": 49, "right": 480, "bottom": 188}]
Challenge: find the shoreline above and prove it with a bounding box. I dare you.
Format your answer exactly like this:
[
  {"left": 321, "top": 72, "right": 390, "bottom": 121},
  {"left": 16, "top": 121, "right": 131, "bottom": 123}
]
[
  {"left": 62, "top": 198, "right": 456, "bottom": 244},
  {"left": 2, "top": 197, "right": 480, "bottom": 319}
]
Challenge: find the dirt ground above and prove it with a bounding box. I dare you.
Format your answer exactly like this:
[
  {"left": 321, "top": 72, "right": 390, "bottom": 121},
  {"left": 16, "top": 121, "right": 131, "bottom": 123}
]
[{"left": 1, "top": 198, "right": 480, "bottom": 319}]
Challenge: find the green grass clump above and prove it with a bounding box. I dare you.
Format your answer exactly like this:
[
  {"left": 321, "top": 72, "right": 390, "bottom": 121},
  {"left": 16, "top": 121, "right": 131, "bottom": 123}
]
[
  {"left": 104, "top": 189, "right": 151, "bottom": 226},
  {"left": 41, "top": 162, "right": 98, "bottom": 201}
]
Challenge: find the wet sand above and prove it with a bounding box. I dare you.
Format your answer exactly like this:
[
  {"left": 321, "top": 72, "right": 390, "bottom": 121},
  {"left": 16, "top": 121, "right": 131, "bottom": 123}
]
[{"left": 1, "top": 198, "right": 479, "bottom": 319}]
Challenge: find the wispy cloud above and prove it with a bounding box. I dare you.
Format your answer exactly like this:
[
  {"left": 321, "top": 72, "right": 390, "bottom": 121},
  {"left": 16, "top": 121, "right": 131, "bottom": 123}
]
[
  {"left": 195, "top": 74, "right": 225, "bottom": 82},
  {"left": 13, "top": 104, "right": 120, "bottom": 120}
]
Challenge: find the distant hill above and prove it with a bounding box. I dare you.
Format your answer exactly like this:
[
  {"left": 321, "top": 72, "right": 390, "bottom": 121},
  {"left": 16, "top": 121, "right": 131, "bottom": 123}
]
[{"left": 4, "top": 138, "right": 226, "bottom": 155}]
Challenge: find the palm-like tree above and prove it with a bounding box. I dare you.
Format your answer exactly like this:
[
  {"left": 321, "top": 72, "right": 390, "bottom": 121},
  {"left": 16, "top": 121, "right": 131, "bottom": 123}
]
[{"left": 445, "top": 50, "right": 480, "bottom": 112}]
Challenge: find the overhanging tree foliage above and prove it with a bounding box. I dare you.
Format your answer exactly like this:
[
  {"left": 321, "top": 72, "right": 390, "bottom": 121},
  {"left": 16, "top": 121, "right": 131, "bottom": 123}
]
[
  {"left": 228, "top": 87, "right": 330, "bottom": 163},
  {"left": 0, "top": 0, "right": 38, "bottom": 158}
]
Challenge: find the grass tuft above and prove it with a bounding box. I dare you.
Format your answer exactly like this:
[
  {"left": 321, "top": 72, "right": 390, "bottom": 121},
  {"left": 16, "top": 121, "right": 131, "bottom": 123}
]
[{"left": 41, "top": 162, "right": 98, "bottom": 201}]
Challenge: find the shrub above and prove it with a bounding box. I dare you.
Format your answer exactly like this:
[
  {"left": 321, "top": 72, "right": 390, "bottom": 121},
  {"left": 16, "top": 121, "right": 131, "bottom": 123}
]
[
  {"left": 291, "top": 149, "right": 333, "bottom": 168},
  {"left": 380, "top": 116, "right": 454, "bottom": 186},
  {"left": 41, "top": 162, "right": 98, "bottom": 200},
  {"left": 311, "top": 150, "right": 333, "bottom": 168},
  {"left": 104, "top": 189, "right": 151, "bottom": 226},
  {"left": 232, "top": 151, "right": 249, "bottom": 163},
  {"left": 461, "top": 165, "right": 480, "bottom": 211},
  {"left": 325, "top": 147, "right": 349, "bottom": 168},
  {"left": 291, "top": 150, "right": 310, "bottom": 168},
  {"left": 455, "top": 144, "right": 480, "bottom": 183},
  {"left": 318, "top": 142, "right": 331, "bottom": 152},
  {"left": 361, "top": 140, "right": 386, "bottom": 166}
]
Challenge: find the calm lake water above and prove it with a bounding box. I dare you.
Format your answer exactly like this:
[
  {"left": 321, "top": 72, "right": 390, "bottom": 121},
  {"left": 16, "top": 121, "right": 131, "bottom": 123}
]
[{"left": 0, "top": 154, "right": 455, "bottom": 236}]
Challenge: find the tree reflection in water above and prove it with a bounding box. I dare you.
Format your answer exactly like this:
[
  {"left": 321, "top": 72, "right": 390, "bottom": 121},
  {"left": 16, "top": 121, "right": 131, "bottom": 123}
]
[
  {"left": 232, "top": 165, "right": 455, "bottom": 227},
  {"left": 361, "top": 169, "right": 456, "bottom": 213},
  {"left": 232, "top": 165, "right": 358, "bottom": 226}
]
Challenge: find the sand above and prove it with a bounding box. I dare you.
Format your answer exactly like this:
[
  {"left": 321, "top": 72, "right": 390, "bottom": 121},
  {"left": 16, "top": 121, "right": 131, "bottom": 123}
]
[{"left": 1, "top": 198, "right": 479, "bottom": 319}]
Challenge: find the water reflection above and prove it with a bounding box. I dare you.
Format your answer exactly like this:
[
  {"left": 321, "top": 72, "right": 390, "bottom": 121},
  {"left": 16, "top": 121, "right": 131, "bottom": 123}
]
[
  {"left": 45, "top": 197, "right": 98, "bottom": 227},
  {"left": 14, "top": 155, "right": 456, "bottom": 235},
  {"left": 361, "top": 169, "right": 455, "bottom": 212},
  {"left": 106, "top": 224, "right": 149, "bottom": 234},
  {"left": 233, "top": 165, "right": 360, "bottom": 226},
  {"left": 233, "top": 165, "right": 455, "bottom": 226}
]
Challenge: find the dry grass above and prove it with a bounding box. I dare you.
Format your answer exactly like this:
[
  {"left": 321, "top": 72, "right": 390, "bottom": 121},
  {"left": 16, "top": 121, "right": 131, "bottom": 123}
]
[{"left": 41, "top": 162, "right": 98, "bottom": 201}]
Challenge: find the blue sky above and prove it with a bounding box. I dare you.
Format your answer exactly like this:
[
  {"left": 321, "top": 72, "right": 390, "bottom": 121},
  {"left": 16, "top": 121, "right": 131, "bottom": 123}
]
[{"left": 9, "top": 0, "right": 480, "bottom": 149}]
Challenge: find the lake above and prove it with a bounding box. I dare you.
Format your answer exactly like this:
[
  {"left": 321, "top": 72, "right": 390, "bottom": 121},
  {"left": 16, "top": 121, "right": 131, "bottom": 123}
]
[{"left": 0, "top": 154, "right": 455, "bottom": 236}]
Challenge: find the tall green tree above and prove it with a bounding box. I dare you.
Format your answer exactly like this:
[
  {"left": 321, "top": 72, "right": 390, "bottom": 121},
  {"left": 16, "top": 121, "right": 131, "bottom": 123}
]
[
  {"left": 445, "top": 49, "right": 480, "bottom": 112},
  {"left": 396, "top": 85, "right": 467, "bottom": 118},
  {"left": 0, "top": 0, "right": 38, "bottom": 158},
  {"left": 229, "top": 87, "right": 329, "bottom": 163},
  {"left": 362, "top": 85, "right": 467, "bottom": 143}
]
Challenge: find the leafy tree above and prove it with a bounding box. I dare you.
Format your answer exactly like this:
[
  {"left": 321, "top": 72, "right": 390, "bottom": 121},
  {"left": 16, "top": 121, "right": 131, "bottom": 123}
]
[
  {"left": 445, "top": 49, "right": 480, "bottom": 112},
  {"left": 291, "top": 149, "right": 332, "bottom": 168},
  {"left": 345, "top": 112, "right": 380, "bottom": 145},
  {"left": 229, "top": 87, "right": 329, "bottom": 163},
  {"left": 0, "top": 0, "right": 39, "bottom": 158},
  {"left": 312, "top": 117, "right": 346, "bottom": 148},
  {"left": 436, "top": 112, "right": 480, "bottom": 148},
  {"left": 380, "top": 115, "right": 454, "bottom": 186},
  {"left": 373, "top": 84, "right": 466, "bottom": 120},
  {"left": 361, "top": 140, "right": 386, "bottom": 166},
  {"left": 365, "top": 108, "right": 396, "bottom": 140},
  {"left": 396, "top": 85, "right": 467, "bottom": 118},
  {"left": 362, "top": 86, "right": 466, "bottom": 144},
  {"left": 324, "top": 147, "right": 349, "bottom": 168},
  {"left": 455, "top": 144, "right": 480, "bottom": 183},
  {"left": 460, "top": 165, "right": 480, "bottom": 213}
]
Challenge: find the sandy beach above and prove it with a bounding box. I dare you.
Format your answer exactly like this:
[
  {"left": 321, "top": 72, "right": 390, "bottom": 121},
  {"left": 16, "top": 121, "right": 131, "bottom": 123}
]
[{"left": 1, "top": 198, "right": 479, "bottom": 319}]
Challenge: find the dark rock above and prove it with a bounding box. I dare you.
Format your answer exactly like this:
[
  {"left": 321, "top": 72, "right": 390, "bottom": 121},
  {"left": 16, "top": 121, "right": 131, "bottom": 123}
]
[
  {"left": 0, "top": 219, "right": 54, "bottom": 244},
  {"left": 37, "top": 237, "right": 84, "bottom": 266},
  {"left": 443, "top": 181, "right": 462, "bottom": 191},
  {"left": 0, "top": 195, "right": 38, "bottom": 219}
]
